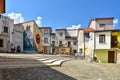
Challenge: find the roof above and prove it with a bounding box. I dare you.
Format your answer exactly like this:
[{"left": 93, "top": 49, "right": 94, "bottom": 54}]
[
  {"left": 14, "top": 24, "right": 23, "bottom": 26},
  {"left": 56, "top": 29, "right": 66, "bottom": 31},
  {"left": 66, "top": 36, "right": 77, "bottom": 40},
  {"left": 51, "top": 33, "right": 55, "bottom": 35},
  {"left": 15, "top": 20, "right": 35, "bottom": 24},
  {"left": 94, "top": 17, "right": 114, "bottom": 20},
  {"left": 94, "top": 29, "right": 120, "bottom": 32},
  {"left": 88, "top": 17, "right": 114, "bottom": 28},
  {"left": 39, "top": 27, "right": 52, "bottom": 29},
  {"left": 79, "top": 28, "right": 94, "bottom": 32}
]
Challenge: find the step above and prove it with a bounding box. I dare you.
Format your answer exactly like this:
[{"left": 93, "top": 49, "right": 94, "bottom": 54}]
[
  {"left": 0, "top": 63, "right": 50, "bottom": 69},
  {"left": 47, "top": 59, "right": 69, "bottom": 66},
  {"left": 42, "top": 59, "right": 58, "bottom": 63}
]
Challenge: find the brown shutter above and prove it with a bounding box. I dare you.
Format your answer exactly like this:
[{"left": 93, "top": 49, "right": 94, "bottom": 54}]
[{"left": 0, "top": 0, "right": 5, "bottom": 14}]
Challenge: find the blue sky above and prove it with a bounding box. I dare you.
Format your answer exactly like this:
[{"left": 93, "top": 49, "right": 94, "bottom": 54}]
[{"left": 4, "top": 0, "right": 120, "bottom": 32}]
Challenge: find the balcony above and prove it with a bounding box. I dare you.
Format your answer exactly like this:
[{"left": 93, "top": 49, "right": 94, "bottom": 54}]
[
  {"left": 111, "top": 36, "right": 118, "bottom": 48},
  {"left": 111, "top": 41, "right": 118, "bottom": 48}
]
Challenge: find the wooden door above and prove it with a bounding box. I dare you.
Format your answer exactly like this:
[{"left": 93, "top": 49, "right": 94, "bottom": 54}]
[
  {"left": 108, "top": 51, "right": 114, "bottom": 63},
  {"left": 59, "top": 41, "right": 62, "bottom": 47},
  {"left": 52, "top": 48, "right": 55, "bottom": 54},
  {"left": 68, "top": 41, "right": 71, "bottom": 47},
  {"left": 43, "top": 46, "right": 48, "bottom": 53}
]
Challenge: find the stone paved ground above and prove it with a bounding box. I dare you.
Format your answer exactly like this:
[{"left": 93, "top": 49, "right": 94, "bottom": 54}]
[
  {"left": 0, "top": 53, "right": 120, "bottom": 80},
  {"left": 53, "top": 60, "right": 120, "bottom": 80},
  {"left": 0, "top": 60, "right": 120, "bottom": 80}
]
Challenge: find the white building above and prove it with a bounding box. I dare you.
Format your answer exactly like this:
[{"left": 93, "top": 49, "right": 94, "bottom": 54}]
[
  {"left": 0, "top": 15, "right": 14, "bottom": 52},
  {"left": 40, "top": 27, "right": 52, "bottom": 54},
  {"left": 78, "top": 28, "right": 94, "bottom": 60},
  {"left": 78, "top": 29, "right": 84, "bottom": 56},
  {"left": 65, "top": 29, "right": 78, "bottom": 54},
  {"left": 51, "top": 33, "right": 59, "bottom": 54},
  {"left": 52, "top": 29, "right": 78, "bottom": 54},
  {"left": 88, "top": 17, "right": 115, "bottom": 63},
  {"left": 12, "top": 24, "right": 24, "bottom": 52}
]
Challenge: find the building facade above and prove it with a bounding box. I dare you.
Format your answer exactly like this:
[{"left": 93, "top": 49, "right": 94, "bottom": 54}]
[
  {"left": 88, "top": 17, "right": 116, "bottom": 63},
  {"left": 0, "top": 15, "right": 14, "bottom": 52},
  {"left": 22, "top": 20, "right": 42, "bottom": 52},
  {"left": 40, "top": 27, "right": 52, "bottom": 54},
  {"left": 53, "top": 29, "right": 78, "bottom": 55},
  {"left": 12, "top": 24, "right": 24, "bottom": 52}
]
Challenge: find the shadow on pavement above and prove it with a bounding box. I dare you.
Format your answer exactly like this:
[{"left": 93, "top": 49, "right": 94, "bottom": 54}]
[
  {"left": 0, "top": 56, "right": 76, "bottom": 80},
  {"left": 0, "top": 68, "right": 76, "bottom": 80}
]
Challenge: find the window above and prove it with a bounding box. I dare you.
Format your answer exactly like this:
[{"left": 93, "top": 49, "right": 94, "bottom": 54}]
[
  {"left": 44, "top": 38, "right": 48, "bottom": 43},
  {"left": 4, "top": 26, "right": 8, "bottom": 33},
  {"left": 44, "top": 30, "right": 48, "bottom": 35},
  {"left": 52, "top": 35, "right": 55, "bottom": 38},
  {"left": 85, "top": 33, "right": 90, "bottom": 42},
  {"left": 99, "top": 34, "right": 105, "bottom": 43},
  {"left": 85, "top": 33, "right": 89, "bottom": 38},
  {"left": 0, "top": 39, "right": 3, "bottom": 47},
  {"left": 73, "top": 50, "right": 77, "bottom": 53},
  {"left": 52, "top": 41, "right": 55, "bottom": 46},
  {"left": 99, "top": 24, "right": 105, "bottom": 28},
  {"left": 79, "top": 49, "right": 82, "bottom": 53},
  {"left": 60, "top": 32, "right": 63, "bottom": 36},
  {"left": 73, "top": 41, "right": 77, "bottom": 45}
]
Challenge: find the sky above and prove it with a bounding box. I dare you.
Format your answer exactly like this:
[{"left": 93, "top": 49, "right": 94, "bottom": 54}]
[{"left": 3, "top": 0, "right": 120, "bottom": 32}]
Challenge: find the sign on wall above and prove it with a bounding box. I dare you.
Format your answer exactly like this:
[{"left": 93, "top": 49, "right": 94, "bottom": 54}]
[{"left": 0, "top": 0, "right": 5, "bottom": 14}]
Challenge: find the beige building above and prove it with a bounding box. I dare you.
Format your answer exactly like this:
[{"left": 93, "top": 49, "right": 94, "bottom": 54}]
[{"left": 88, "top": 17, "right": 114, "bottom": 30}]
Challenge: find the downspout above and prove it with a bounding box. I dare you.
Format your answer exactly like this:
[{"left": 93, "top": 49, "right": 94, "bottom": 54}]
[
  {"left": 77, "top": 29, "right": 79, "bottom": 54},
  {"left": 84, "top": 31, "right": 85, "bottom": 59},
  {"left": 93, "top": 19, "right": 97, "bottom": 61},
  {"left": 49, "top": 34, "right": 51, "bottom": 54},
  {"left": 93, "top": 31, "right": 96, "bottom": 62}
]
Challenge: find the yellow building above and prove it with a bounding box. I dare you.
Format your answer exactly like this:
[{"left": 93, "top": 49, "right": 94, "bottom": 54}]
[
  {"left": 94, "top": 49, "right": 117, "bottom": 63},
  {"left": 94, "top": 30, "right": 120, "bottom": 63}
]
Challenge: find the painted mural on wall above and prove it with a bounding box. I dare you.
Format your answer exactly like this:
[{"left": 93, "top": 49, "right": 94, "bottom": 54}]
[
  {"left": 23, "top": 26, "right": 37, "bottom": 51},
  {"left": 23, "top": 21, "right": 42, "bottom": 52},
  {"left": 33, "top": 23, "right": 43, "bottom": 52}
]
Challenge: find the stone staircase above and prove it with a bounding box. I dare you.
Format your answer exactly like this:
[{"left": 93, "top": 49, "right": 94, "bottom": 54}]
[{"left": 0, "top": 56, "right": 69, "bottom": 69}]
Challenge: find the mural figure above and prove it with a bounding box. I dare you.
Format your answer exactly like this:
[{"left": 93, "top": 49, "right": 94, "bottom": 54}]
[
  {"left": 23, "top": 26, "right": 36, "bottom": 51},
  {"left": 36, "top": 34, "right": 40, "bottom": 44}
]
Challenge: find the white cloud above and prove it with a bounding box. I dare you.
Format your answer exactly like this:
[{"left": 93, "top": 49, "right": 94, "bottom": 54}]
[
  {"left": 35, "top": 16, "right": 42, "bottom": 27},
  {"left": 67, "top": 24, "right": 81, "bottom": 29},
  {"left": 7, "top": 12, "right": 24, "bottom": 24},
  {"left": 113, "top": 18, "right": 119, "bottom": 28},
  {"left": 113, "top": 18, "right": 118, "bottom": 24}
]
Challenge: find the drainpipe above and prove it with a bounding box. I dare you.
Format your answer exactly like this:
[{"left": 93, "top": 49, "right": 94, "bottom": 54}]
[
  {"left": 93, "top": 32, "right": 96, "bottom": 62},
  {"left": 84, "top": 32, "right": 85, "bottom": 59},
  {"left": 49, "top": 31, "right": 52, "bottom": 54}
]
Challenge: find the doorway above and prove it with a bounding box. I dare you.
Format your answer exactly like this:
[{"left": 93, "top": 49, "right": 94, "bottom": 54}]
[
  {"left": 68, "top": 41, "right": 71, "bottom": 47},
  {"left": 108, "top": 51, "right": 114, "bottom": 63},
  {"left": 43, "top": 46, "right": 48, "bottom": 54}
]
